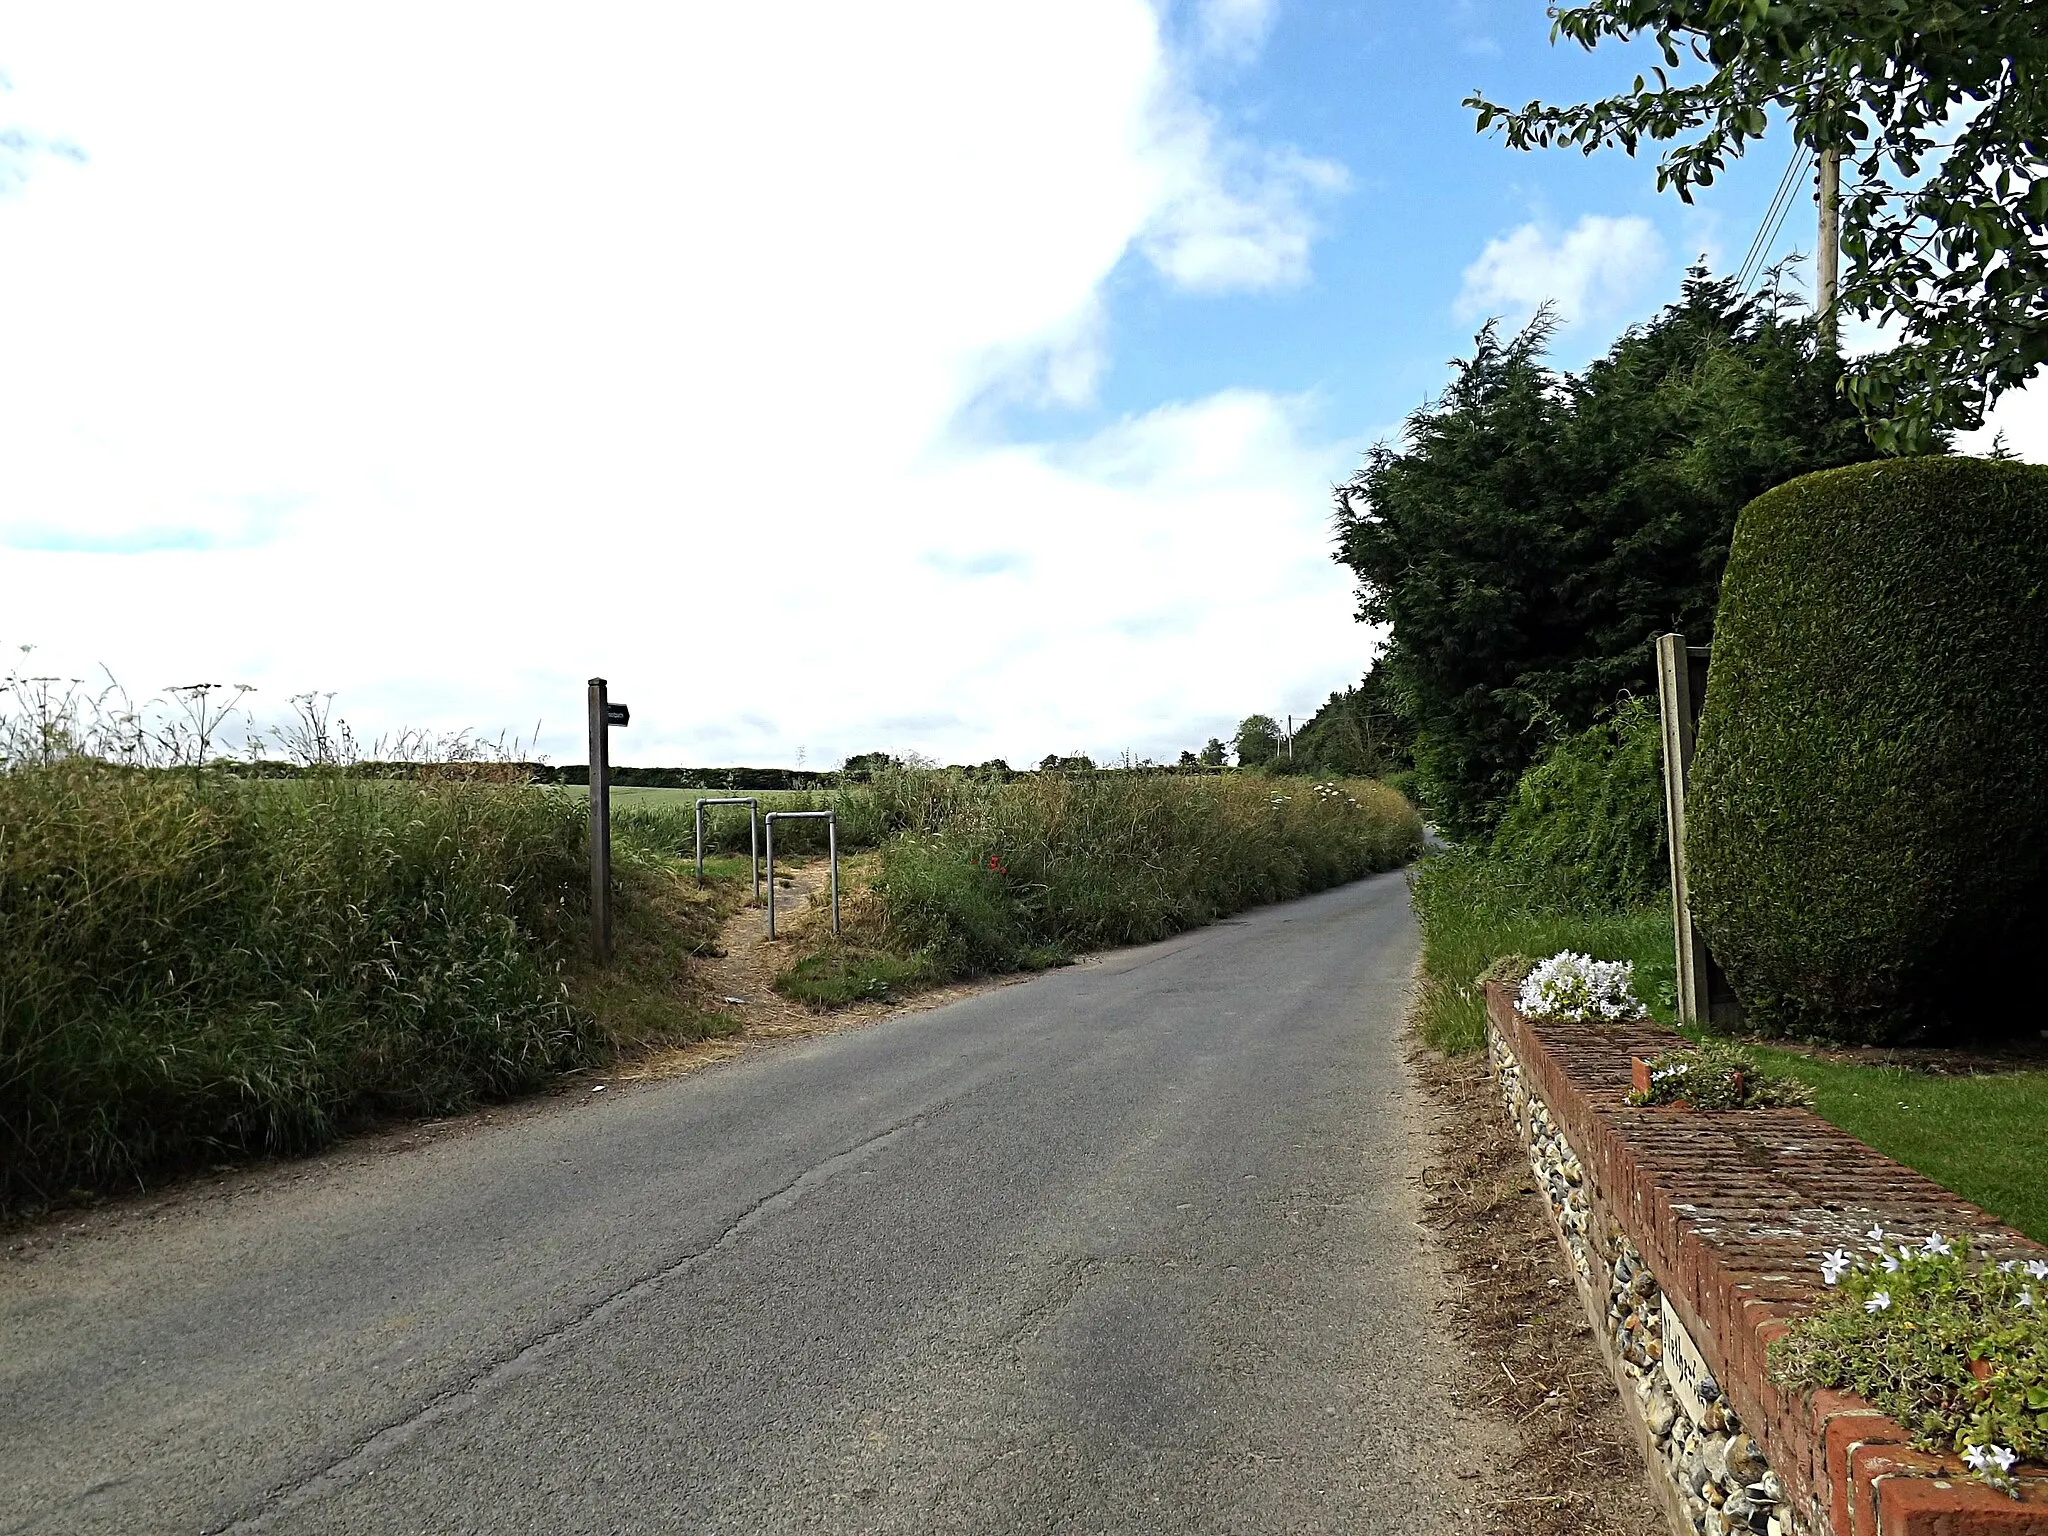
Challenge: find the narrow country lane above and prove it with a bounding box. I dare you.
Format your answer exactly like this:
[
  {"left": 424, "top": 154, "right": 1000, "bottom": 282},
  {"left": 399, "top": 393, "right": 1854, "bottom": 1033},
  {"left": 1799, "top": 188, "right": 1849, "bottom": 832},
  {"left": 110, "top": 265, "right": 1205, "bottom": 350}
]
[{"left": 2, "top": 870, "right": 1478, "bottom": 1535}]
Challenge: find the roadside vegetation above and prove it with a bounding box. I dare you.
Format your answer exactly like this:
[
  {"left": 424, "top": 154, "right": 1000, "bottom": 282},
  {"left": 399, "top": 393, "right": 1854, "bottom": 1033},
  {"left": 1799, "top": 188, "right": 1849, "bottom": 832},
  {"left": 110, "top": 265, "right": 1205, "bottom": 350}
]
[
  {"left": 764, "top": 770, "right": 1423, "bottom": 1005},
  {"left": 1335, "top": 245, "right": 2045, "bottom": 1242},
  {"left": 0, "top": 676, "right": 747, "bottom": 1218},
  {"left": 2, "top": 673, "right": 1422, "bottom": 1217},
  {"left": 1402, "top": 706, "right": 2048, "bottom": 1244}
]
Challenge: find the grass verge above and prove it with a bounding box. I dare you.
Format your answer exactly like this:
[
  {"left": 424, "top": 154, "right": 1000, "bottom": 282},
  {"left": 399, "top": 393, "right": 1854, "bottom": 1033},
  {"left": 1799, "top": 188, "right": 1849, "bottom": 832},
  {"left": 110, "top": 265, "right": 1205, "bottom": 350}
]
[
  {"left": 772, "top": 950, "right": 939, "bottom": 1008},
  {"left": 1409, "top": 845, "right": 2048, "bottom": 1244},
  {"left": 564, "top": 841, "right": 750, "bottom": 1057},
  {"left": 1409, "top": 848, "right": 1675, "bottom": 1054}
]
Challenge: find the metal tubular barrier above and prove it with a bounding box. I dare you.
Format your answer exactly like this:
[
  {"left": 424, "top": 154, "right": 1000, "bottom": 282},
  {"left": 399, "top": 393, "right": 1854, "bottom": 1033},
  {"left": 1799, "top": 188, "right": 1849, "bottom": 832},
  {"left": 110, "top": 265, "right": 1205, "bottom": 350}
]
[
  {"left": 763, "top": 810, "right": 838, "bottom": 940},
  {"left": 694, "top": 797, "right": 761, "bottom": 904}
]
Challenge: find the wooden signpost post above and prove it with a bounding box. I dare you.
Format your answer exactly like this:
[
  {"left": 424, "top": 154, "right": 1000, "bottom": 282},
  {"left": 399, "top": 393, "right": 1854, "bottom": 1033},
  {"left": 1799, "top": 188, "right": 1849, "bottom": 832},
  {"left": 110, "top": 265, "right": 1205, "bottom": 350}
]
[{"left": 587, "top": 678, "right": 629, "bottom": 961}]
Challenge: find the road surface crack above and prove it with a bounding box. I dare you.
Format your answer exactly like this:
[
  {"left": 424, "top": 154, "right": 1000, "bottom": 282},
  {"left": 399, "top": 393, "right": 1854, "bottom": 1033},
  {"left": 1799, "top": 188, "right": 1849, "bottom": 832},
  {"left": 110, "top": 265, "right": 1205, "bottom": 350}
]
[
  {"left": 211, "top": 1113, "right": 934, "bottom": 1534},
  {"left": 989, "top": 1255, "right": 1100, "bottom": 1355}
]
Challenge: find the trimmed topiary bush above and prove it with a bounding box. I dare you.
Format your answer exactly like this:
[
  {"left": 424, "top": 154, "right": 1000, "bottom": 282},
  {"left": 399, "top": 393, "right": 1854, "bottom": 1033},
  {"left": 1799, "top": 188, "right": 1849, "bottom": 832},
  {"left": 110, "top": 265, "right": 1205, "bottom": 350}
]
[{"left": 1688, "top": 457, "right": 2048, "bottom": 1042}]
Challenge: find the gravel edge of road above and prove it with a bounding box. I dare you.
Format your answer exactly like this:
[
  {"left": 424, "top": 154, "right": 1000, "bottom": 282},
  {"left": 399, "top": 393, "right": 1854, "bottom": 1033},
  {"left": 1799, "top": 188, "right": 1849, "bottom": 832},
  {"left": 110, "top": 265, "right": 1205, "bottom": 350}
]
[{"left": 1411, "top": 1032, "right": 1667, "bottom": 1536}]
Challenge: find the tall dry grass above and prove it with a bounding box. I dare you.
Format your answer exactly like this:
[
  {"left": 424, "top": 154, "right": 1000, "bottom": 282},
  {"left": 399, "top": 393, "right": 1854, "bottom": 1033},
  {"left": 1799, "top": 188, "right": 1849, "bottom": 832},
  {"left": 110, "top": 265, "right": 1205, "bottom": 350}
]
[
  {"left": 0, "top": 670, "right": 614, "bottom": 1213},
  {"left": 775, "top": 771, "right": 1423, "bottom": 1001}
]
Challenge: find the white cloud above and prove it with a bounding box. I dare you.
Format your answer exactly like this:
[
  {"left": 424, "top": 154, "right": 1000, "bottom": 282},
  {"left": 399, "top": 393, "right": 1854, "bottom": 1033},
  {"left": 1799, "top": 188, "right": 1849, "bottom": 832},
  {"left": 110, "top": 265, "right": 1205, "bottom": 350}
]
[
  {"left": 1956, "top": 377, "right": 2048, "bottom": 462},
  {"left": 0, "top": 2, "right": 1369, "bottom": 767},
  {"left": 1192, "top": 0, "right": 1277, "bottom": 63},
  {"left": 1140, "top": 113, "right": 1349, "bottom": 293},
  {"left": 1840, "top": 311, "right": 2048, "bottom": 463},
  {"left": 1457, "top": 214, "right": 1666, "bottom": 327}
]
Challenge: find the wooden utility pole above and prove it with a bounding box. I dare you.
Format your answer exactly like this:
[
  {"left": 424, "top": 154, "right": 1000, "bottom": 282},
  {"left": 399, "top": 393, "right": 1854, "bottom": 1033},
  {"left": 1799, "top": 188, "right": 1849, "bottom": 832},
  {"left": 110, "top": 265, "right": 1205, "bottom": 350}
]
[
  {"left": 1654, "top": 635, "right": 1743, "bottom": 1030},
  {"left": 1816, "top": 146, "right": 1841, "bottom": 346}
]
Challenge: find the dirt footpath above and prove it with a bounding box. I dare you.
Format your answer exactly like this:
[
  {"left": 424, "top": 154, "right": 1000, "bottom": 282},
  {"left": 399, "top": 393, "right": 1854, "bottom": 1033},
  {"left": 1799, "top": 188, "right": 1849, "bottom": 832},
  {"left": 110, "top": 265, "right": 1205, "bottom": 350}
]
[{"left": 612, "top": 858, "right": 1023, "bottom": 1082}]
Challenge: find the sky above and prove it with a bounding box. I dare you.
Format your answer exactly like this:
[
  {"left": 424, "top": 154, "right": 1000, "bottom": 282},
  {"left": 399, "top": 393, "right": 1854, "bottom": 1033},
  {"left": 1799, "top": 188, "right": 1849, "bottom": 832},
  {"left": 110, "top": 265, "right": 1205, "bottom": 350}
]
[{"left": 1, "top": 2, "right": 2037, "bottom": 769}]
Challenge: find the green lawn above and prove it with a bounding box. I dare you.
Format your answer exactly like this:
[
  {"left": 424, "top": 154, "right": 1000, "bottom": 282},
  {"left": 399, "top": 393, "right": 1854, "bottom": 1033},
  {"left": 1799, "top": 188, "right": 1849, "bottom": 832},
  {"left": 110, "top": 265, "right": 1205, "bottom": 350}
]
[
  {"left": 1409, "top": 847, "right": 2048, "bottom": 1245},
  {"left": 1747, "top": 1048, "right": 2048, "bottom": 1244}
]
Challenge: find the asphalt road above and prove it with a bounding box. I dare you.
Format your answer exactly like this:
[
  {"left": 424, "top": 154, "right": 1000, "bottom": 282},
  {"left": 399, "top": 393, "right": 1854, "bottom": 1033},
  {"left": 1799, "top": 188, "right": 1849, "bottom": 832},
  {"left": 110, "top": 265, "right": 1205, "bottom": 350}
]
[{"left": 3, "top": 869, "right": 1474, "bottom": 1535}]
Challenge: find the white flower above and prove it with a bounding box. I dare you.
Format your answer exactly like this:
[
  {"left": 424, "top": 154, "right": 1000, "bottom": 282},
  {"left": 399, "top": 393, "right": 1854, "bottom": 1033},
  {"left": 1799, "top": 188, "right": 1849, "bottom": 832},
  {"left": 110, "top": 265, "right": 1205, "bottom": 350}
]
[
  {"left": 1867, "top": 1225, "right": 1888, "bottom": 1244},
  {"left": 1516, "top": 951, "right": 1644, "bottom": 1025},
  {"left": 1921, "top": 1232, "right": 1952, "bottom": 1257},
  {"left": 2028, "top": 1259, "right": 2048, "bottom": 1280},
  {"left": 1820, "top": 1248, "right": 1856, "bottom": 1286},
  {"left": 1964, "top": 1444, "right": 2018, "bottom": 1475},
  {"left": 1881, "top": 1251, "right": 1901, "bottom": 1273},
  {"left": 1864, "top": 1291, "right": 1892, "bottom": 1313},
  {"left": 2021, "top": 1289, "right": 2035, "bottom": 1309}
]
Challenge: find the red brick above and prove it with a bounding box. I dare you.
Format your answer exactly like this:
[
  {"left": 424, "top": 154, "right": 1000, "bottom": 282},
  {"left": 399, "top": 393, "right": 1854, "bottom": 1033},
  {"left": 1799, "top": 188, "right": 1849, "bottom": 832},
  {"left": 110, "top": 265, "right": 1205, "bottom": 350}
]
[
  {"left": 1877, "top": 1471, "right": 2048, "bottom": 1534},
  {"left": 1852, "top": 1445, "right": 1949, "bottom": 1536}
]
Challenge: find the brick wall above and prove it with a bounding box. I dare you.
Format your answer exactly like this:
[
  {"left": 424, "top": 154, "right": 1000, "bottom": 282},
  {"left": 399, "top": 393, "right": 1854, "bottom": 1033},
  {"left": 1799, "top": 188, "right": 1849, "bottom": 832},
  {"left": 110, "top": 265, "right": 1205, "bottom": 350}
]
[{"left": 1485, "top": 981, "right": 2048, "bottom": 1535}]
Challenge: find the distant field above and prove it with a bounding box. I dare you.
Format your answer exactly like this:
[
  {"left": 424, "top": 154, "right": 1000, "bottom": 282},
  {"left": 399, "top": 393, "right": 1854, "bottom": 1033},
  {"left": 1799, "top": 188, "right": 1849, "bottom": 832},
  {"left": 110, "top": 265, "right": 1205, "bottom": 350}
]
[
  {"left": 607, "top": 784, "right": 854, "bottom": 858},
  {"left": 605, "top": 785, "right": 846, "bottom": 808}
]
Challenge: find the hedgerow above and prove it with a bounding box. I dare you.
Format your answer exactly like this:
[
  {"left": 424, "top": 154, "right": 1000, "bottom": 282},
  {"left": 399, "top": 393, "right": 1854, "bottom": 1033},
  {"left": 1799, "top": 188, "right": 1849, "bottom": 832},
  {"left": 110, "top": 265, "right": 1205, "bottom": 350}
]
[{"left": 775, "top": 775, "right": 1424, "bottom": 992}]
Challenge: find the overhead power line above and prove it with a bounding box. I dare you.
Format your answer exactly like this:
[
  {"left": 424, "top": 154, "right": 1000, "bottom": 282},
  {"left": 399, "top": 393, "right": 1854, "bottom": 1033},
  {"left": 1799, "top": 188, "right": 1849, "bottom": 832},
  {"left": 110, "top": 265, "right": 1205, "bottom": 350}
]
[{"left": 1735, "top": 142, "right": 1814, "bottom": 295}]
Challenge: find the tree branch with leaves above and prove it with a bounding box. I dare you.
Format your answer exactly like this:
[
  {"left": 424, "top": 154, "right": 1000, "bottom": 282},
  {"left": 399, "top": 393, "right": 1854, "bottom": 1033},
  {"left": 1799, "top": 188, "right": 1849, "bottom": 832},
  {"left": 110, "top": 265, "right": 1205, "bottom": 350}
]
[{"left": 1468, "top": 2, "right": 2048, "bottom": 451}]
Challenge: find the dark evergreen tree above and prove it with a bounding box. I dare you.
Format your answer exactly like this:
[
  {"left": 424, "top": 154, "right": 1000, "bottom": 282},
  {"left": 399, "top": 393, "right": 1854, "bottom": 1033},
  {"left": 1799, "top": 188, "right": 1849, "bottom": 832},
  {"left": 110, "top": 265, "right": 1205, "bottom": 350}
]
[
  {"left": 1289, "top": 661, "right": 1414, "bottom": 779},
  {"left": 1334, "top": 270, "right": 1897, "bottom": 837}
]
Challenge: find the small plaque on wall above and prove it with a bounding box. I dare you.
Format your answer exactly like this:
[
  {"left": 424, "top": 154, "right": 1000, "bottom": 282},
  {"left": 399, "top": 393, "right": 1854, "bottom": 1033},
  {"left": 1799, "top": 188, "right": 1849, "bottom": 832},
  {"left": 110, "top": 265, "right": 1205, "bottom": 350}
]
[{"left": 1661, "top": 1295, "right": 1717, "bottom": 1422}]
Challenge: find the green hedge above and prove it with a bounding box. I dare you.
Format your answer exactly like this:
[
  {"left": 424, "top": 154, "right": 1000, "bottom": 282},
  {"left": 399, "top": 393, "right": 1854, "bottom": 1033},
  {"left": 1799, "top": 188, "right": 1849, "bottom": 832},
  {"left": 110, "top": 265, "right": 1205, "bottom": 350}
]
[
  {"left": 1488, "top": 696, "right": 1666, "bottom": 912},
  {"left": 1688, "top": 457, "right": 2048, "bottom": 1042}
]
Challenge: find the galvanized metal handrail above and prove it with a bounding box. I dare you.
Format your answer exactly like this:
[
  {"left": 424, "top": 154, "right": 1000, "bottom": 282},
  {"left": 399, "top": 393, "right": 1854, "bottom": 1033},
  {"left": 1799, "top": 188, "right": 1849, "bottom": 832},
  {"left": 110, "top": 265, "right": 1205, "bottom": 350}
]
[
  {"left": 763, "top": 810, "right": 838, "bottom": 939},
  {"left": 694, "top": 796, "right": 760, "bottom": 903}
]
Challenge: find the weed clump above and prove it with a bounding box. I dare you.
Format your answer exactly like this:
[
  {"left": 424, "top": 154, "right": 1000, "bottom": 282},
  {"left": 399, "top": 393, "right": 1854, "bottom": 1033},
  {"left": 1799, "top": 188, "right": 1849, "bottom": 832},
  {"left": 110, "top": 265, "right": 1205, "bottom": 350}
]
[
  {"left": 772, "top": 950, "right": 939, "bottom": 1008},
  {"left": 1771, "top": 1234, "right": 2048, "bottom": 1493},
  {"left": 1626, "top": 1039, "right": 1813, "bottom": 1110}
]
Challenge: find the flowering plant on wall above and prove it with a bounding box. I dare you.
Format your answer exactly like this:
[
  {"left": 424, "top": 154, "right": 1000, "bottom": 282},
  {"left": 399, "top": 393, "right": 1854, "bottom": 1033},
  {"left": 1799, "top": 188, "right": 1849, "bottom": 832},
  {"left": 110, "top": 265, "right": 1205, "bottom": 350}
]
[
  {"left": 1515, "top": 950, "right": 1643, "bottom": 1024},
  {"left": 1626, "top": 1038, "right": 1814, "bottom": 1111},
  {"left": 1771, "top": 1231, "right": 2047, "bottom": 1495}
]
